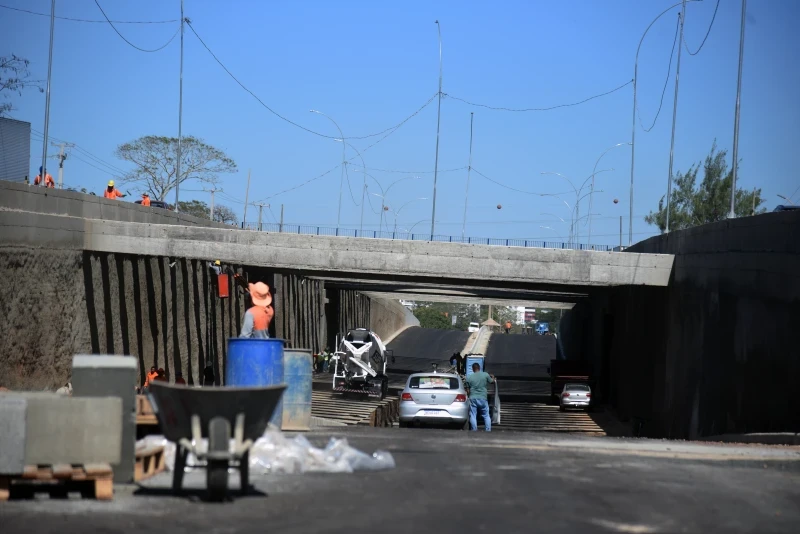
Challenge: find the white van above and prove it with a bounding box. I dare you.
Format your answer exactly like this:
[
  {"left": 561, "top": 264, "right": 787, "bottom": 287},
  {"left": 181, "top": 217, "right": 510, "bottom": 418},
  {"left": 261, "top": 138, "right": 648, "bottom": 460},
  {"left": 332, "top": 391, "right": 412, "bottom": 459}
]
[{"left": 467, "top": 322, "right": 480, "bottom": 333}]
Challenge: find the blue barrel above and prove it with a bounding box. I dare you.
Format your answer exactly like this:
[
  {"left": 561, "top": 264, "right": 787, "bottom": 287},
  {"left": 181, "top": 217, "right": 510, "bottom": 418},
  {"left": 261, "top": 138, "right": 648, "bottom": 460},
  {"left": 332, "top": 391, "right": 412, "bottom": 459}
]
[
  {"left": 282, "top": 349, "right": 313, "bottom": 431},
  {"left": 226, "top": 338, "right": 285, "bottom": 426}
]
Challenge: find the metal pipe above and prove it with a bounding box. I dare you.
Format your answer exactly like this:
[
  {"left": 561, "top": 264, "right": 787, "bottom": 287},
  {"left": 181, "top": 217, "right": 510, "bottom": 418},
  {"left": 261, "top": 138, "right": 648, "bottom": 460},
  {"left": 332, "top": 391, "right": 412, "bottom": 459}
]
[
  {"left": 728, "top": 0, "right": 747, "bottom": 219},
  {"left": 665, "top": 3, "right": 686, "bottom": 233},
  {"left": 430, "top": 20, "right": 443, "bottom": 239},
  {"left": 175, "top": 0, "right": 184, "bottom": 210},
  {"left": 39, "top": 0, "right": 56, "bottom": 189},
  {"left": 461, "top": 112, "right": 474, "bottom": 239}
]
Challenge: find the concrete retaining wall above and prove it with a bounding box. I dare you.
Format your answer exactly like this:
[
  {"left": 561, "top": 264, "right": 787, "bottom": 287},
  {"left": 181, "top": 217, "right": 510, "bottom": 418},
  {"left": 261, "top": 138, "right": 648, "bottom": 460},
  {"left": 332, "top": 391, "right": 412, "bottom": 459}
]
[
  {"left": 569, "top": 211, "right": 800, "bottom": 439},
  {"left": 369, "top": 297, "right": 418, "bottom": 342}
]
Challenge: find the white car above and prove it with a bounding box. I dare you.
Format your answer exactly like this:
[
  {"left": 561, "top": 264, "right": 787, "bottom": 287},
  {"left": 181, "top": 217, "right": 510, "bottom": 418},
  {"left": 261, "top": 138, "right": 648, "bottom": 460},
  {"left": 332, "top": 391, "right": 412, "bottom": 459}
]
[
  {"left": 467, "top": 322, "right": 480, "bottom": 333},
  {"left": 399, "top": 372, "right": 469, "bottom": 429},
  {"left": 560, "top": 383, "right": 591, "bottom": 411}
]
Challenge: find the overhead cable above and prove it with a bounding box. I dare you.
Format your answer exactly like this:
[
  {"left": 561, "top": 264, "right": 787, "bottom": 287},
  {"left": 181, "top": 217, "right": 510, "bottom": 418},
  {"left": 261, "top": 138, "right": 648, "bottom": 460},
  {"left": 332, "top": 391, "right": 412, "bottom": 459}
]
[
  {"left": 471, "top": 168, "right": 571, "bottom": 198},
  {"left": 443, "top": 79, "right": 633, "bottom": 112},
  {"left": 0, "top": 3, "right": 178, "bottom": 23},
  {"left": 638, "top": 14, "right": 680, "bottom": 133},
  {"left": 684, "top": 0, "right": 721, "bottom": 56},
  {"left": 94, "top": 0, "right": 180, "bottom": 53},
  {"left": 260, "top": 164, "right": 342, "bottom": 202},
  {"left": 186, "top": 20, "right": 436, "bottom": 141}
]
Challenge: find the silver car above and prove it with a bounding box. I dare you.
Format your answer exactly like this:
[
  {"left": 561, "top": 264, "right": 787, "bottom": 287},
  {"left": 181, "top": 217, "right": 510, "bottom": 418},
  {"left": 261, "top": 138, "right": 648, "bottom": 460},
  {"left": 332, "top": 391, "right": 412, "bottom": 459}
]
[
  {"left": 560, "top": 383, "right": 592, "bottom": 411},
  {"left": 399, "top": 372, "right": 469, "bottom": 428}
]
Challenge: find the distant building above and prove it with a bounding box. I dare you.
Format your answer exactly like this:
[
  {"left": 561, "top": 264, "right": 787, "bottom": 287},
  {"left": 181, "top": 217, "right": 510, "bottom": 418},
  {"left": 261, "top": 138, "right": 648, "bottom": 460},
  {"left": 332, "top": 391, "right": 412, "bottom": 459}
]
[
  {"left": 0, "top": 117, "right": 31, "bottom": 183},
  {"left": 524, "top": 307, "right": 536, "bottom": 323}
]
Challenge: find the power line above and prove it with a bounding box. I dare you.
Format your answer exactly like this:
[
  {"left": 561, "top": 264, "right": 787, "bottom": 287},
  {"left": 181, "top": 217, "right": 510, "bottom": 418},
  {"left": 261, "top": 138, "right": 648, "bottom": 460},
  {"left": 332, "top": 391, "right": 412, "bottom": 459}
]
[
  {"left": 31, "top": 128, "right": 127, "bottom": 175},
  {"left": 0, "top": 4, "right": 179, "bottom": 23},
  {"left": 684, "top": 0, "right": 721, "bottom": 56},
  {"left": 347, "top": 164, "right": 467, "bottom": 175},
  {"left": 471, "top": 167, "right": 570, "bottom": 198},
  {"left": 185, "top": 20, "right": 436, "bottom": 141},
  {"left": 638, "top": 14, "right": 680, "bottom": 133},
  {"left": 443, "top": 79, "right": 633, "bottom": 112},
  {"left": 343, "top": 162, "right": 360, "bottom": 206},
  {"left": 93, "top": 0, "right": 180, "bottom": 53},
  {"left": 260, "top": 164, "right": 342, "bottom": 202}
]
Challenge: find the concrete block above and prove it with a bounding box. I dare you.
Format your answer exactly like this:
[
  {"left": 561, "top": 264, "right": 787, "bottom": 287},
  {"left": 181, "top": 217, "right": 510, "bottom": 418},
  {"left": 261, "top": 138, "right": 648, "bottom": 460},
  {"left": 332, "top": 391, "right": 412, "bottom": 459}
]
[
  {"left": 0, "top": 395, "right": 27, "bottom": 473},
  {"left": 0, "top": 392, "right": 122, "bottom": 471},
  {"left": 72, "top": 355, "right": 137, "bottom": 483}
]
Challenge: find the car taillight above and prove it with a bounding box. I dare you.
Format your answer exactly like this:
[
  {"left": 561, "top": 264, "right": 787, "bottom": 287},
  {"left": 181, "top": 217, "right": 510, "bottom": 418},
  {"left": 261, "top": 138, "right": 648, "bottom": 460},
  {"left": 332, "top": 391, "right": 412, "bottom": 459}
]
[
  {"left": 562, "top": 392, "right": 570, "bottom": 397},
  {"left": 586, "top": 393, "right": 591, "bottom": 398},
  {"left": 454, "top": 394, "right": 466, "bottom": 403},
  {"left": 401, "top": 393, "right": 413, "bottom": 401}
]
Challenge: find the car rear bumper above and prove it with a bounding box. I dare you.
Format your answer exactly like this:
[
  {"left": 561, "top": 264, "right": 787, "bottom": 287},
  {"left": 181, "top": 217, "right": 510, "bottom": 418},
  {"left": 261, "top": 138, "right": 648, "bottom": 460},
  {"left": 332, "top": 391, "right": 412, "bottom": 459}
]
[
  {"left": 399, "top": 403, "right": 469, "bottom": 423},
  {"left": 561, "top": 400, "right": 590, "bottom": 408}
]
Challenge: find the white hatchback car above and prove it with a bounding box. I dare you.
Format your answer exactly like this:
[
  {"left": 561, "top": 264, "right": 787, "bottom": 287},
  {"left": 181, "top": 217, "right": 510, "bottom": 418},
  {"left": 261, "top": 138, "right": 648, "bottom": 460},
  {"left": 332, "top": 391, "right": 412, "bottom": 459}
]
[
  {"left": 467, "top": 322, "right": 480, "bottom": 333},
  {"left": 399, "top": 373, "right": 469, "bottom": 429},
  {"left": 560, "top": 383, "right": 591, "bottom": 411}
]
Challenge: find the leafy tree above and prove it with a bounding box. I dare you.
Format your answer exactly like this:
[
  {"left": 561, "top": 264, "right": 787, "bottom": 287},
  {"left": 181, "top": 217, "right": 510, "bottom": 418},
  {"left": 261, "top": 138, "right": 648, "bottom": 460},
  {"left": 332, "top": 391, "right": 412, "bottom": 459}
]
[
  {"left": 413, "top": 305, "right": 453, "bottom": 330},
  {"left": 115, "top": 135, "right": 237, "bottom": 201},
  {"left": 645, "top": 142, "right": 765, "bottom": 232},
  {"left": 177, "top": 199, "right": 238, "bottom": 225},
  {"left": 213, "top": 204, "right": 238, "bottom": 225},
  {"left": 1, "top": 54, "right": 43, "bottom": 117}
]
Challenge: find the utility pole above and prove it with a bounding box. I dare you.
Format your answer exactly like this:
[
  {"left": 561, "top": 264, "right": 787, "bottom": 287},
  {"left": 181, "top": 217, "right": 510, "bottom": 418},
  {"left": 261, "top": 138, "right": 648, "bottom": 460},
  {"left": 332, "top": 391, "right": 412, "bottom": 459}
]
[
  {"left": 665, "top": 3, "right": 686, "bottom": 234},
  {"left": 52, "top": 142, "right": 73, "bottom": 189},
  {"left": 729, "top": 0, "right": 747, "bottom": 219},
  {"left": 751, "top": 187, "right": 755, "bottom": 216},
  {"left": 430, "top": 20, "right": 443, "bottom": 239},
  {"left": 619, "top": 216, "right": 623, "bottom": 250},
  {"left": 461, "top": 112, "right": 474, "bottom": 240},
  {"left": 280, "top": 204, "right": 285, "bottom": 232},
  {"left": 253, "top": 202, "right": 268, "bottom": 231},
  {"left": 174, "top": 0, "right": 185, "bottom": 213},
  {"left": 39, "top": 0, "right": 56, "bottom": 188},
  {"left": 242, "top": 169, "right": 251, "bottom": 228},
  {"left": 208, "top": 187, "right": 220, "bottom": 220}
]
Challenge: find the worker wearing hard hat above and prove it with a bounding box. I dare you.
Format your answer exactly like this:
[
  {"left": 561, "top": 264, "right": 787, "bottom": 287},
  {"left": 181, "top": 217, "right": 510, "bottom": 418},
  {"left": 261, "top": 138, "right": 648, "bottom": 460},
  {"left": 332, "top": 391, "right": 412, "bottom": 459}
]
[
  {"left": 141, "top": 192, "right": 151, "bottom": 206},
  {"left": 103, "top": 180, "right": 125, "bottom": 199},
  {"left": 239, "top": 282, "right": 274, "bottom": 339},
  {"left": 209, "top": 260, "right": 222, "bottom": 275},
  {"left": 34, "top": 167, "right": 54, "bottom": 188}
]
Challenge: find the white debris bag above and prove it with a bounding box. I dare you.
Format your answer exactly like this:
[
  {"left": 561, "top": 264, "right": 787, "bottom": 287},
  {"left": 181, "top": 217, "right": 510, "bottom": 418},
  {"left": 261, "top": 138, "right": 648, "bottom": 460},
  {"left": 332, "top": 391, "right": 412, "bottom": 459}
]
[{"left": 137, "top": 426, "right": 395, "bottom": 475}]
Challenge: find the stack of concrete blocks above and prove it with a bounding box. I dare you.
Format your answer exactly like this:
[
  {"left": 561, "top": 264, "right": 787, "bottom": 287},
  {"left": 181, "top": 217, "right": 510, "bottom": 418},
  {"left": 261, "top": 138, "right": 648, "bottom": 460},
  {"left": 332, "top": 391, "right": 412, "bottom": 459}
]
[
  {"left": 71, "top": 355, "right": 137, "bottom": 483},
  {"left": 0, "top": 392, "right": 122, "bottom": 475}
]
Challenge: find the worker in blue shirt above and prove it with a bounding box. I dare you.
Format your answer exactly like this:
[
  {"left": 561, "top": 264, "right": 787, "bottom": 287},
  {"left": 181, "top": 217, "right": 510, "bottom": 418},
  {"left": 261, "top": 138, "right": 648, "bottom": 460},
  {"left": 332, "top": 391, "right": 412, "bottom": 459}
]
[{"left": 465, "top": 363, "right": 495, "bottom": 431}]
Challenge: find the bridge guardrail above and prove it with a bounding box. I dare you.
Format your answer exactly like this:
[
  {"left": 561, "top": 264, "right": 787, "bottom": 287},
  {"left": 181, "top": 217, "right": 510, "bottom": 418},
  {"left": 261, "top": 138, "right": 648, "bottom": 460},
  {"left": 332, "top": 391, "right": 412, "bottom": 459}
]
[{"left": 241, "top": 222, "right": 611, "bottom": 251}]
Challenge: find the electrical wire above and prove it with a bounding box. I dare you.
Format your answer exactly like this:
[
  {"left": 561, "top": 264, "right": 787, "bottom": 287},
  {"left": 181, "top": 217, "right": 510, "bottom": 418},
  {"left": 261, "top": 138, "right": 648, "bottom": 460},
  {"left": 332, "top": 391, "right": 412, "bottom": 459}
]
[
  {"left": 347, "top": 164, "right": 467, "bottom": 175},
  {"left": 31, "top": 128, "right": 128, "bottom": 175},
  {"left": 343, "top": 162, "right": 360, "bottom": 206},
  {"left": 638, "top": 14, "right": 680, "bottom": 133},
  {"left": 186, "top": 21, "right": 436, "bottom": 141},
  {"left": 684, "top": 0, "right": 721, "bottom": 56},
  {"left": 69, "top": 152, "right": 124, "bottom": 178},
  {"left": 443, "top": 79, "right": 633, "bottom": 112},
  {"left": 260, "top": 164, "right": 342, "bottom": 202},
  {"left": 471, "top": 167, "right": 570, "bottom": 198},
  {"left": 94, "top": 0, "right": 180, "bottom": 53},
  {"left": 0, "top": 4, "right": 179, "bottom": 23}
]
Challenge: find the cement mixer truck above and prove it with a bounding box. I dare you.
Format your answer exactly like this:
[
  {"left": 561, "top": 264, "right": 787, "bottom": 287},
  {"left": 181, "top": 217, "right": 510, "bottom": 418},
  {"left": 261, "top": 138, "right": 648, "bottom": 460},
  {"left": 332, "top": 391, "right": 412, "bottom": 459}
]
[{"left": 331, "top": 329, "right": 394, "bottom": 399}]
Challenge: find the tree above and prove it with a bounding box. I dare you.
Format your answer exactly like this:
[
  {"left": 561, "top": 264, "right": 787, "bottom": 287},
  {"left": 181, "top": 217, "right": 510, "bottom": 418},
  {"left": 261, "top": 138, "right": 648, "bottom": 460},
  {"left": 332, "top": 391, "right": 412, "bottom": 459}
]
[
  {"left": 115, "top": 135, "right": 237, "bottom": 201},
  {"left": 213, "top": 204, "right": 238, "bottom": 225},
  {"left": 413, "top": 305, "right": 453, "bottom": 330},
  {"left": 177, "top": 199, "right": 238, "bottom": 225},
  {"left": 1, "top": 54, "right": 43, "bottom": 117},
  {"left": 645, "top": 142, "right": 765, "bottom": 232}
]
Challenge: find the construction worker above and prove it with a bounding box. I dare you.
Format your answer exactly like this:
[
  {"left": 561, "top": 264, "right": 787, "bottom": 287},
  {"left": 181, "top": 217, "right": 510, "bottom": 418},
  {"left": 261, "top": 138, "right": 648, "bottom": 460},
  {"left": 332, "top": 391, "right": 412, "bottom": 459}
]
[
  {"left": 103, "top": 180, "right": 125, "bottom": 199},
  {"left": 34, "top": 167, "right": 54, "bottom": 188},
  {"left": 209, "top": 260, "right": 222, "bottom": 275},
  {"left": 504, "top": 320, "right": 512, "bottom": 334},
  {"left": 174, "top": 371, "right": 186, "bottom": 385},
  {"left": 143, "top": 366, "right": 159, "bottom": 390},
  {"left": 141, "top": 193, "right": 151, "bottom": 207},
  {"left": 240, "top": 282, "right": 274, "bottom": 339}
]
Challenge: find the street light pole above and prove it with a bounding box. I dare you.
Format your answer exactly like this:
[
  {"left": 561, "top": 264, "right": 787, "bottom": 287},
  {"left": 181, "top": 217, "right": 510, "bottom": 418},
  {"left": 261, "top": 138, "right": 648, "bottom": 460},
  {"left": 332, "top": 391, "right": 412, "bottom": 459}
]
[
  {"left": 430, "top": 20, "right": 443, "bottom": 239},
  {"left": 39, "top": 0, "right": 56, "bottom": 189},
  {"left": 588, "top": 142, "right": 631, "bottom": 247},
  {"left": 310, "top": 110, "right": 346, "bottom": 228},
  {"left": 461, "top": 112, "right": 474, "bottom": 240},
  {"left": 175, "top": 0, "right": 184, "bottom": 212},
  {"left": 665, "top": 1, "right": 687, "bottom": 233},
  {"left": 728, "top": 0, "right": 747, "bottom": 219}
]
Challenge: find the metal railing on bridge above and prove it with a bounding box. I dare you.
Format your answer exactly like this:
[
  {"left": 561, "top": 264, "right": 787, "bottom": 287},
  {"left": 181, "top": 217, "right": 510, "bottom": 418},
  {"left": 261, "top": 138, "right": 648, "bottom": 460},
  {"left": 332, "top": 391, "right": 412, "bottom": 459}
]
[{"left": 240, "top": 222, "right": 611, "bottom": 251}]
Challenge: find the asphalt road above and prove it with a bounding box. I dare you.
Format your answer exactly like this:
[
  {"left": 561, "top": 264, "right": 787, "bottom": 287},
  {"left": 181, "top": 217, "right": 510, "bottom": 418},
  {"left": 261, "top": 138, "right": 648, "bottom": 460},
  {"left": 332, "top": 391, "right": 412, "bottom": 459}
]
[
  {"left": 387, "top": 327, "right": 471, "bottom": 373},
  {"left": 3, "top": 427, "right": 799, "bottom": 533},
  {"left": 485, "top": 333, "right": 556, "bottom": 379}
]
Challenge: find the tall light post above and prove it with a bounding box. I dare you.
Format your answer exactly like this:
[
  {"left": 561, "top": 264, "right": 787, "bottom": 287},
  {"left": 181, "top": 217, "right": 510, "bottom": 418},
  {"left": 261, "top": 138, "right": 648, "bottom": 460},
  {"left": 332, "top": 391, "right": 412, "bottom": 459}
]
[
  {"left": 386, "top": 197, "right": 428, "bottom": 233},
  {"left": 310, "top": 110, "right": 346, "bottom": 227},
  {"left": 665, "top": 0, "right": 687, "bottom": 234},
  {"left": 39, "top": 0, "right": 56, "bottom": 189},
  {"left": 588, "top": 142, "right": 631, "bottom": 247},
  {"left": 430, "top": 20, "right": 443, "bottom": 239},
  {"left": 461, "top": 112, "right": 474, "bottom": 239},
  {"left": 540, "top": 170, "right": 612, "bottom": 245},
  {"left": 175, "top": 0, "right": 184, "bottom": 212},
  {"left": 629, "top": 1, "right": 700, "bottom": 243},
  {"left": 339, "top": 140, "right": 367, "bottom": 234},
  {"left": 728, "top": 0, "right": 747, "bottom": 219}
]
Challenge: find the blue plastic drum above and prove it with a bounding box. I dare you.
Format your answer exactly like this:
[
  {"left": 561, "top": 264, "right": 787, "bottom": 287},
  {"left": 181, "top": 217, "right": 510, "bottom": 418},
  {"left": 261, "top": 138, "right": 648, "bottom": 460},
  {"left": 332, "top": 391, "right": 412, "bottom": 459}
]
[
  {"left": 226, "top": 338, "right": 285, "bottom": 426},
  {"left": 282, "top": 349, "right": 313, "bottom": 431}
]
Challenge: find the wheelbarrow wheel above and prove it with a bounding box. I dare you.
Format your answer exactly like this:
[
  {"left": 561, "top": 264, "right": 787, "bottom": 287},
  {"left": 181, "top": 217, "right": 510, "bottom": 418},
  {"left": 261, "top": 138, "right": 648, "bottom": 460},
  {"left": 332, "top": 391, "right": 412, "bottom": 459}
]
[{"left": 207, "top": 417, "right": 230, "bottom": 501}]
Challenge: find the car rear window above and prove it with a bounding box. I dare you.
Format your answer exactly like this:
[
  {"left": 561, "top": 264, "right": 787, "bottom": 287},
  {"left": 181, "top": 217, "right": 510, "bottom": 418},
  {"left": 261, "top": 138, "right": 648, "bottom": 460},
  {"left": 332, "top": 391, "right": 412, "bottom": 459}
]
[
  {"left": 409, "top": 376, "right": 459, "bottom": 389},
  {"left": 565, "top": 384, "right": 590, "bottom": 391}
]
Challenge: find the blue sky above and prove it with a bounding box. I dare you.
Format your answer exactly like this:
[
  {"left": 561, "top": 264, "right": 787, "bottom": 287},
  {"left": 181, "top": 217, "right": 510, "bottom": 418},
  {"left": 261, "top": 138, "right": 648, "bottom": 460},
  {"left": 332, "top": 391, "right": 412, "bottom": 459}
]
[{"left": 2, "top": 0, "right": 798, "bottom": 246}]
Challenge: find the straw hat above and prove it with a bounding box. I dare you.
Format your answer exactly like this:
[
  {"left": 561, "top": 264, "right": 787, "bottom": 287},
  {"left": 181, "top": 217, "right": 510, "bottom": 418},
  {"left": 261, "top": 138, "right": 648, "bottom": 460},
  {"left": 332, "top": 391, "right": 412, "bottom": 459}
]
[{"left": 248, "top": 282, "right": 272, "bottom": 307}]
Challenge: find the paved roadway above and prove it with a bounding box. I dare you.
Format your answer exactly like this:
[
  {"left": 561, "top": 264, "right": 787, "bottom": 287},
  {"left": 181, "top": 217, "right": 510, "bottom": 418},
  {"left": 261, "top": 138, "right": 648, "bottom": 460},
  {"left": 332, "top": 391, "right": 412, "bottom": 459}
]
[
  {"left": 387, "top": 327, "right": 471, "bottom": 373},
  {"left": 485, "top": 333, "right": 556, "bottom": 379},
  {"left": 2, "top": 427, "right": 798, "bottom": 533}
]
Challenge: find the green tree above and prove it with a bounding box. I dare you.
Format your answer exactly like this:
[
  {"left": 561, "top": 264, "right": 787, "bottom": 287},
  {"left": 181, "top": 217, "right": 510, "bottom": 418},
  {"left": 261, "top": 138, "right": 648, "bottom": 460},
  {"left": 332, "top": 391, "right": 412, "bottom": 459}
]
[
  {"left": 645, "top": 142, "right": 765, "bottom": 232},
  {"left": 213, "top": 204, "right": 239, "bottom": 225},
  {"left": 1, "top": 54, "right": 43, "bottom": 117},
  {"left": 413, "top": 305, "right": 453, "bottom": 330},
  {"left": 177, "top": 199, "right": 238, "bottom": 225},
  {"left": 115, "top": 135, "right": 237, "bottom": 201}
]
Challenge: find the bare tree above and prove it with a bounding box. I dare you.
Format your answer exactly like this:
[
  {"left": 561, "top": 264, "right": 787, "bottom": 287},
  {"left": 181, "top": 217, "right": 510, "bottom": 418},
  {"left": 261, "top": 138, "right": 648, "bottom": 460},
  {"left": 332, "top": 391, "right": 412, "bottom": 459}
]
[
  {"left": 115, "top": 135, "right": 237, "bottom": 201},
  {"left": 213, "top": 204, "right": 238, "bottom": 225},
  {"left": 1, "top": 54, "right": 44, "bottom": 117}
]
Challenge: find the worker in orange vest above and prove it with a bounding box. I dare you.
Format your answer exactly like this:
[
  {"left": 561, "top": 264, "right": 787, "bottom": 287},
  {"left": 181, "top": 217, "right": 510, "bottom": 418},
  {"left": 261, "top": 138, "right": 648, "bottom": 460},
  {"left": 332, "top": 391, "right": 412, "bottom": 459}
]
[
  {"left": 143, "top": 366, "right": 159, "bottom": 389},
  {"left": 239, "top": 282, "right": 274, "bottom": 338},
  {"left": 504, "top": 321, "right": 512, "bottom": 334},
  {"left": 103, "top": 180, "right": 126, "bottom": 199},
  {"left": 141, "top": 192, "right": 151, "bottom": 206},
  {"left": 34, "top": 167, "right": 55, "bottom": 188}
]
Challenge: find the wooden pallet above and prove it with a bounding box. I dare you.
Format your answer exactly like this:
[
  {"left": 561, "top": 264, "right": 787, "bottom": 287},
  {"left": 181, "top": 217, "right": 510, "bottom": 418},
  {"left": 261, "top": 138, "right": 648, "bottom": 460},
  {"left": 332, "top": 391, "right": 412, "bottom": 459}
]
[
  {"left": 134, "top": 445, "right": 166, "bottom": 482},
  {"left": 0, "top": 463, "right": 113, "bottom": 501}
]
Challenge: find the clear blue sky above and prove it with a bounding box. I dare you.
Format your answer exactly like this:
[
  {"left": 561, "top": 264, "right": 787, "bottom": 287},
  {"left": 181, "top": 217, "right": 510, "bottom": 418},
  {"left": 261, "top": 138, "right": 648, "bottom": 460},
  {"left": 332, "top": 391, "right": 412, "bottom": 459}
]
[{"left": 2, "top": 0, "right": 798, "bottom": 245}]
